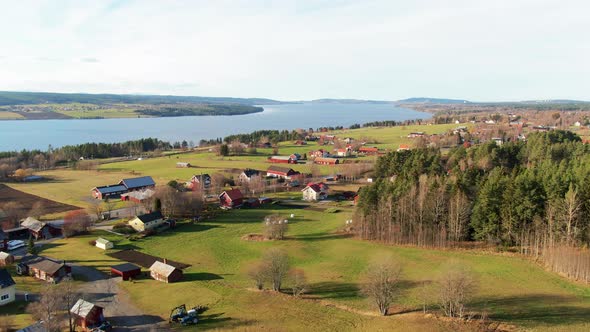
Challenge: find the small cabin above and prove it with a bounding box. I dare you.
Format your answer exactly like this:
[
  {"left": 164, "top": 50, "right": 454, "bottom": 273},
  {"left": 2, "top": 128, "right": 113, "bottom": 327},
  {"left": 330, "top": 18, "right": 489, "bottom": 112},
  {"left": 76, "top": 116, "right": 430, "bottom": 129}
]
[
  {"left": 95, "top": 238, "right": 114, "bottom": 250},
  {"left": 0, "top": 252, "right": 14, "bottom": 267},
  {"left": 149, "top": 260, "right": 183, "bottom": 283},
  {"left": 70, "top": 299, "right": 105, "bottom": 331}
]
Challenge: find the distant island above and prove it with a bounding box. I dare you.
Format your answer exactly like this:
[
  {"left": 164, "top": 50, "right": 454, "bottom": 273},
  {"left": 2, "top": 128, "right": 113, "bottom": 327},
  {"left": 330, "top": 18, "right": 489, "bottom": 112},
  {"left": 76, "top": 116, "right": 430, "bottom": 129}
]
[{"left": 1, "top": 90, "right": 589, "bottom": 120}]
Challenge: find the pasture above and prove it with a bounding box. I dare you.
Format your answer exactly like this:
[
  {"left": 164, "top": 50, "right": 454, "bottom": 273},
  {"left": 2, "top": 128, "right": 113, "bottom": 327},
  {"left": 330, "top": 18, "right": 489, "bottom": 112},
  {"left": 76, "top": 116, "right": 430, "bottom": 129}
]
[{"left": 39, "top": 204, "right": 590, "bottom": 331}]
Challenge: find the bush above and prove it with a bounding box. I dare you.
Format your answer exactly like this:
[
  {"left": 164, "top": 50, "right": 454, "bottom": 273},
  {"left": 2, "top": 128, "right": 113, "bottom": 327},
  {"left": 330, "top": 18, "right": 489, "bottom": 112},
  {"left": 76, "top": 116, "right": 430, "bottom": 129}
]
[
  {"left": 88, "top": 240, "right": 96, "bottom": 246},
  {"left": 325, "top": 208, "right": 340, "bottom": 213}
]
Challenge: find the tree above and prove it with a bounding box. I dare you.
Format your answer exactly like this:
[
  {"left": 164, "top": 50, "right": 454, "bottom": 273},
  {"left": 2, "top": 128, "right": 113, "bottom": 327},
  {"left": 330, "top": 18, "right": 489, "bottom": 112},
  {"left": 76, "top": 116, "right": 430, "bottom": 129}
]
[
  {"left": 219, "top": 144, "right": 229, "bottom": 156},
  {"left": 86, "top": 197, "right": 103, "bottom": 221},
  {"left": 63, "top": 210, "right": 92, "bottom": 237},
  {"left": 153, "top": 197, "right": 162, "bottom": 212},
  {"left": 288, "top": 269, "right": 308, "bottom": 296},
  {"left": 0, "top": 201, "right": 24, "bottom": 228},
  {"left": 361, "top": 257, "right": 402, "bottom": 316},
  {"left": 263, "top": 215, "right": 288, "bottom": 240},
  {"left": 59, "top": 279, "right": 79, "bottom": 332},
  {"left": 27, "top": 284, "right": 64, "bottom": 332},
  {"left": 29, "top": 201, "right": 46, "bottom": 219},
  {"left": 27, "top": 236, "right": 38, "bottom": 255},
  {"left": 14, "top": 168, "right": 27, "bottom": 179},
  {"left": 0, "top": 315, "right": 14, "bottom": 332},
  {"left": 437, "top": 262, "right": 477, "bottom": 318},
  {"left": 248, "top": 262, "right": 267, "bottom": 290},
  {"left": 262, "top": 248, "right": 290, "bottom": 292}
]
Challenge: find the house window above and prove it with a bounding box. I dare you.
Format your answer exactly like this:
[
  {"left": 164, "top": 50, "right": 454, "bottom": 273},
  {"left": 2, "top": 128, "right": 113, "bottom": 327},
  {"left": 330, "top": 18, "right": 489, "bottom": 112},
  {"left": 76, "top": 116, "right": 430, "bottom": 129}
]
[{"left": 1, "top": 294, "right": 9, "bottom": 301}]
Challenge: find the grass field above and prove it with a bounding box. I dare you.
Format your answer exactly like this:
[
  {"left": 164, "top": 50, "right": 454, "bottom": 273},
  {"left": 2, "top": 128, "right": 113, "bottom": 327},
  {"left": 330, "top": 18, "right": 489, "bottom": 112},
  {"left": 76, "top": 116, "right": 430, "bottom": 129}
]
[
  {"left": 0, "top": 111, "right": 25, "bottom": 119},
  {"left": 39, "top": 204, "right": 590, "bottom": 331}
]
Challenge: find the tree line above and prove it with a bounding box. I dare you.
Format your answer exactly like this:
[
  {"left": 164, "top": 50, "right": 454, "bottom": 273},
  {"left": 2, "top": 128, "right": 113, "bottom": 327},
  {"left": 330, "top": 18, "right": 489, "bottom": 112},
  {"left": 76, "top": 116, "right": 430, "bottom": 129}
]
[{"left": 355, "top": 130, "right": 590, "bottom": 282}]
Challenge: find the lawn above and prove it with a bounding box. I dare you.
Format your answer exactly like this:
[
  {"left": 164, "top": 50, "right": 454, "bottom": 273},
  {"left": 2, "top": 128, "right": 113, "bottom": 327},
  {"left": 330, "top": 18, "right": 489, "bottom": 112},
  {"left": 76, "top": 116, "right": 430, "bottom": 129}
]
[
  {"left": 0, "top": 301, "right": 34, "bottom": 330},
  {"left": 0, "top": 111, "right": 25, "bottom": 119},
  {"left": 38, "top": 204, "right": 590, "bottom": 331}
]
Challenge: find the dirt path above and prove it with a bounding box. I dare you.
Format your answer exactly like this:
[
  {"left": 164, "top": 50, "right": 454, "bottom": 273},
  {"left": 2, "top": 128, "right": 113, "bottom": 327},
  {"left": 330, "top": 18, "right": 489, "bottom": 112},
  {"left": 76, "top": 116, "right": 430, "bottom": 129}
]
[{"left": 70, "top": 264, "right": 167, "bottom": 331}]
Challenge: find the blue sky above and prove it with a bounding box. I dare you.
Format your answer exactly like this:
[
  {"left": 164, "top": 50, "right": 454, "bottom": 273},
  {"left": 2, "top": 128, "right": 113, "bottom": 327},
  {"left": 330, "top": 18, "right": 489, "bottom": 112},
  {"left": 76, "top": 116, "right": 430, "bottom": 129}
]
[{"left": 0, "top": 0, "right": 588, "bottom": 101}]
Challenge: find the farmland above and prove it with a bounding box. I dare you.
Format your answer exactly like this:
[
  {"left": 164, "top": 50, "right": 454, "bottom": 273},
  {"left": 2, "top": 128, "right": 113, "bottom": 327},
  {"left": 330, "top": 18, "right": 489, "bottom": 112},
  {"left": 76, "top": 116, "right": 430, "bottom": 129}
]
[{"left": 38, "top": 204, "right": 590, "bottom": 331}]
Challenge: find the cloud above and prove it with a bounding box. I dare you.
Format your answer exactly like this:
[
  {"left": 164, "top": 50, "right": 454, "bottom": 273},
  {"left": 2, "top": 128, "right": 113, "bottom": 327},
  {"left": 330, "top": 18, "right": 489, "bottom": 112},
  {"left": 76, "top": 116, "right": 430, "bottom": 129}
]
[{"left": 0, "top": 0, "right": 588, "bottom": 101}]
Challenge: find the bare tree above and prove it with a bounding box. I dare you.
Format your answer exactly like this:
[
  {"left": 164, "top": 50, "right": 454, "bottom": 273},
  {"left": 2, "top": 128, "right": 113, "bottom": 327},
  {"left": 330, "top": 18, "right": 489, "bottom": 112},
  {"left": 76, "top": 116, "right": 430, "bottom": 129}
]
[
  {"left": 263, "top": 215, "right": 288, "bottom": 240},
  {"left": 29, "top": 201, "right": 46, "bottom": 219},
  {"left": 0, "top": 315, "right": 14, "bottom": 332},
  {"left": 27, "top": 284, "right": 64, "bottom": 332},
  {"left": 248, "top": 262, "right": 267, "bottom": 290},
  {"left": 1, "top": 201, "right": 24, "bottom": 228},
  {"left": 59, "top": 279, "right": 79, "bottom": 332},
  {"left": 262, "top": 248, "right": 290, "bottom": 291},
  {"left": 288, "top": 268, "right": 308, "bottom": 296},
  {"left": 361, "top": 257, "right": 402, "bottom": 316},
  {"left": 437, "top": 262, "right": 477, "bottom": 318},
  {"left": 85, "top": 197, "right": 103, "bottom": 221}
]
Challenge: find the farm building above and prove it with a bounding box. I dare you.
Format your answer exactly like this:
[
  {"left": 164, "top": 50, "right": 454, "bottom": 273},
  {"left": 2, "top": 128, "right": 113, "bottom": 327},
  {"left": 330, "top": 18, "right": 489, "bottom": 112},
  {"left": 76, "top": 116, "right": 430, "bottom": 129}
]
[
  {"left": 302, "top": 183, "right": 329, "bottom": 201},
  {"left": 219, "top": 189, "right": 244, "bottom": 208},
  {"left": 314, "top": 157, "right": 340, "bottom": 165},
  {"left": 0, "top": 209, "right": 7, "bottom": 224},
  {"left": 0, "top": 269, "right": 16, "bottom": 306},
  {"left": 20, "top": 217, "right": 61, "bottom": 240},
  {"left": 128, "top": 211, "right": 166, "bottom": 232},
  {"left": 121, "top": 188, "right": 155, "bottom": 203},
  {"left": 92, "top": 176, "right": 156, "bottom": 200},
  {"left": 358, "top": 146, "right": 379, "bottom": 155},
  {"left": 95, "top": 238, "right": 113, "bottom": 250},
  {"left": 0, "top": 252, "right": 14, "bottom": 266},
  {"left": 176, "top": 162, "right": 191, "bottom": 168},
  {"left": 238, "top": 169, "right": 261, "bottom": 183},
  {"left": 186, "top": 174, "right": 212, "bottom": 190},
  {"left": 111, "top": 263, "right": 141, "bottom": 281},
  {"left": 268, "top": 155, "right": 298, "bottom": 164},
  {"left": 266, "top": 166, "right": 300, "bottom": 179},
  {"left": 17, "top": 255, "right": 71, "bottom": 283},
  {"left": 309, "top": 149, "right": 329, "bottom": 158},
  {"left": 334, "top": 148, "right": 351, "bottom": 157},
  {"left": 91, "top": 184, "right": 128, "bottom": 200},
  {"left": 149, "top": 260, "right": 183, "bottom": 283},
  {"left": 70, "top": 299, "right": 105, "bottom": 331}
]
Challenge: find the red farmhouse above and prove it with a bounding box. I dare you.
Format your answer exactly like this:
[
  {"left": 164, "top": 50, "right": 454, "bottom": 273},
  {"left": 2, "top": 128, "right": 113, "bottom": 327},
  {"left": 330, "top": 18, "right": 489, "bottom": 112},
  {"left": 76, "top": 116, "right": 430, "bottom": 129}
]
[{"left": 219, "top": 189, "right": 244, "bottom": 208}]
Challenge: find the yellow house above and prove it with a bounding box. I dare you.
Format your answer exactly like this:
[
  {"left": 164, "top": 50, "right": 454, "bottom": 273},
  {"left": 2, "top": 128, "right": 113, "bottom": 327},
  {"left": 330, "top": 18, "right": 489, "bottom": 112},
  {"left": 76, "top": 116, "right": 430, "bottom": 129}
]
[{"left": 128, "top": 211, "right": 165, "bottom": 232}]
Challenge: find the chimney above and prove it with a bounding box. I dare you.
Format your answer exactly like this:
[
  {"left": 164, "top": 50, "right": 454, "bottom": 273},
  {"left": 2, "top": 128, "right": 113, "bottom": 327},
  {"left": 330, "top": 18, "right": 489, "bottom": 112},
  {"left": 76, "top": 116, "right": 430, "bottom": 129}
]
[{"left": 163, "top": 258, "right": 167, "bottom": 265}]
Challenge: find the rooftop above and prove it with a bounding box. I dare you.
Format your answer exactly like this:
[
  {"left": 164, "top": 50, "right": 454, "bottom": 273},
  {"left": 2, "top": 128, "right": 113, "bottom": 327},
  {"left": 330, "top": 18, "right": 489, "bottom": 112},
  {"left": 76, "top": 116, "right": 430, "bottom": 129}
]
[
  {"left": 150, "top": 260, "right": 178, "bottom": 277},
  {"left": 0, "top": 269, "right": 15, "bottom": 288}
]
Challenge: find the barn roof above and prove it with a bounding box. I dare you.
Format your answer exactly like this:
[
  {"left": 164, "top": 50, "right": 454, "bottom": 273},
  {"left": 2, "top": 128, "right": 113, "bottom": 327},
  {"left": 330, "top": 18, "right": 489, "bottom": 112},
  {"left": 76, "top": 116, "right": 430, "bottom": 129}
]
[
  {"left": 120, "top": 176, "right": 155, "bottom": 190},
  {"left": 70, "top": 299, "right": 102, "bottom": 318},
  {"left": 0, "top": 269, "right": 15, "bottom": 289},
  {"left": 20, "top": 255, "right": 67, "bottom": 275},
  {"left": 220, "top": 189, "right": 243, "bottom": 201},
  {"left": 111, "top": 263, "right": 141, "bottom": 273},
  {"left": 136, "top": 211, "right": 164, "bottom": 223},
  {"left": 149, "top": 261, "right": 178, "bottom": 277},
  {"left": 267, "top": 166, "right": 295, "bottom": 174},
  {"left": 95, "top": 238, "right": 112, "bottom": 245},
  {"left": 242, "top": 169, "right": 260, "bottom": 178},
  {"left": 21, "top": 217, "right": 46, "bottom": 233},
  {"left": 94, "top": 185, "right": 127, "bottom": 195}
]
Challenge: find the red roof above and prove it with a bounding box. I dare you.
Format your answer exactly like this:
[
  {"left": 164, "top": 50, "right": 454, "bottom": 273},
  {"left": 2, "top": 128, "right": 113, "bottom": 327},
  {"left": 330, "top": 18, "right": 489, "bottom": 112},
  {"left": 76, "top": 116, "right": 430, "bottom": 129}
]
[
  {"left": 304, "top": 182, "right": 329, "bottom": 193},
  {"left": 359, "top": 146, "right": 379, "bottom": 152},
  {"left": 222, "top": 189, "right": 243, "bottom": 201}
]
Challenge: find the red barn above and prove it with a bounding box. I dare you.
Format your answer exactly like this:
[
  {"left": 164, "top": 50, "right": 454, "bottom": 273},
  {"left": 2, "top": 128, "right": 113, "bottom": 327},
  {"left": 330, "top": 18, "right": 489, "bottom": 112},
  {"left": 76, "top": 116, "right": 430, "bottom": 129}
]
[
  {"left": 70, "top": 299, "right": 105, "bottom": 331},
  {"left": 268, "top": 155, "right": 298, "bottom": 164},
  {"left": 266, "top": 166, "right": 300, "bottom": 179},
  {"left": 219, "top": 189, "right": 244, "bottom": 208},
  {"left": 111, "top": 263, "right": 142, "bottom": 281},
  {"left": 314, "top": 157, "right": 340, "bottom": 165},
  {"left": 358, "top": 146, "right": 379, "bottom": 155}
]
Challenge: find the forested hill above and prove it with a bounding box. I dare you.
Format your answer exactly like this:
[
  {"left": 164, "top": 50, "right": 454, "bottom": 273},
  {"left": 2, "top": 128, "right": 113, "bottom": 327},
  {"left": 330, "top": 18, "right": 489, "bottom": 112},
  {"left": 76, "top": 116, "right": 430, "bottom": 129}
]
[
  {"left": 0, "top": 91, "right": 281, "bottom": 106},
  {"left": 356, "top": 130, "right": 590, "bottom": 282}
]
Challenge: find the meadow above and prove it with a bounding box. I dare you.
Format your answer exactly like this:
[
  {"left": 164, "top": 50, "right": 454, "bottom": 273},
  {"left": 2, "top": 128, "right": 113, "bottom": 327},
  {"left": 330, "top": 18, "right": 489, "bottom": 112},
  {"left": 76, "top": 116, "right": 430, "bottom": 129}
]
[{"left": 39, "top": 204, "right": 590, "bottom": 331}]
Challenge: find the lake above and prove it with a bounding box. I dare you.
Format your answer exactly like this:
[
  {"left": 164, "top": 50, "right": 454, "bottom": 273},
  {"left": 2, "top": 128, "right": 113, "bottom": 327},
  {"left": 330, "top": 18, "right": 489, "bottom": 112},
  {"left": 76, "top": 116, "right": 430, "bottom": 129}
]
[{"left": 0, "top": 103, "right": 430, "bottom": 151}]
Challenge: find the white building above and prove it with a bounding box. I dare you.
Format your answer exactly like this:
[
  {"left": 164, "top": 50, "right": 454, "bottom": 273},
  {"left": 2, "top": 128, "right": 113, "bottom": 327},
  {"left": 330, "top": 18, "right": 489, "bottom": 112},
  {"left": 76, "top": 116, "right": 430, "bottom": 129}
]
[
  {"left": 0, "top": 269, "right": 16, "bottom": 306},
  {"left": 95, "top": 238, "right": 114, "bottom": 250}
]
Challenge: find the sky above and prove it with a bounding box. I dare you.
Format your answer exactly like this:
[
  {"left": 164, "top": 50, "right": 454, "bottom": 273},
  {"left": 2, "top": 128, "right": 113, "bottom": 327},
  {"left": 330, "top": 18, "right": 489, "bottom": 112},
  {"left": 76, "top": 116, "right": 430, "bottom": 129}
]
[{"left": 0, "top": 0, "right": 588, "bottom": 101}]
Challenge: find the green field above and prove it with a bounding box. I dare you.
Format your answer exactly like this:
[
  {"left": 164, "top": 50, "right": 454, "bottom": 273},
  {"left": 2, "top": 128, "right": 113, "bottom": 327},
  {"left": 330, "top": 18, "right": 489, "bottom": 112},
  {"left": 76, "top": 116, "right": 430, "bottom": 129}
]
[
  {"left": 40, "top": 205, "right": 590, "bottom": 331},
  {"left": 0, "top": 111, "right": 24, "bottom": 119}
]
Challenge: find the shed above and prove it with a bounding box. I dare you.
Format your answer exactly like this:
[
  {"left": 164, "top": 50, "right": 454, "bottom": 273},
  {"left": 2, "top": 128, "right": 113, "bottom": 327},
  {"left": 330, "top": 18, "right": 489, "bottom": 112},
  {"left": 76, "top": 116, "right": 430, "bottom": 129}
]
[
  {"left": 176, "top": 162, "right": 191, "bottom": 168},
  {"left": 70, "top": 299, "right": 105, "bottom": 331},
  {"left": 219, "top": 189, "right": 244, "bottom": 208},
  {"left": 0, "top": 252, "right": 14, "bottom": 266},
  {"left": 111, "top": 263, "right": 141, "bottom": 281},
  {"left": 17, "top": 255, "right": 71, "bottom": 283},
  {"left": 149, "top": 260, "right": 183, "bottom": 283},
  {"left": 95, "top": 238, "right": 114, "bottom": 250}
]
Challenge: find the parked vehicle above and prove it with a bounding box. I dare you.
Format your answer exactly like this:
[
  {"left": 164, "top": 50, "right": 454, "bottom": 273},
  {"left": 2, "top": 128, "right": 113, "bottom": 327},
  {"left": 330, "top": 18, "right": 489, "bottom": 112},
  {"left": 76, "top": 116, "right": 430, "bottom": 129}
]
[{"left": 7, "top": 240, "right": 25, "bottom": 251}]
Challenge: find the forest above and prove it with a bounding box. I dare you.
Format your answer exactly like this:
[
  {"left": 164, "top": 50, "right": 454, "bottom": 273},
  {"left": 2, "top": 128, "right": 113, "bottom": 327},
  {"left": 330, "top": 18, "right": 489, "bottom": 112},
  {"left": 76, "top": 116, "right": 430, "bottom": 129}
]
[{"left": 355, "top": 130, "right": 590, "bottom": 282}]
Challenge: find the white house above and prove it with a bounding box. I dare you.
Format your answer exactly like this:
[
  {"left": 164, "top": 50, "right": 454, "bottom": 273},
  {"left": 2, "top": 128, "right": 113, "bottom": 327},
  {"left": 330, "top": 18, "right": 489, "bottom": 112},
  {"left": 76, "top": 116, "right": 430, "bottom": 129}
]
[
  {"left": 301, "top": 183, "right": 329, "bottom": 201},
  {"left": 0, "top": 269, "right": 16, "bottom": 306},
  {"left": 95, "top": 238, "right": 114, "bottom": 250},
  {"left": 128, "top": 211, "right": 166, "bottom": 232}
]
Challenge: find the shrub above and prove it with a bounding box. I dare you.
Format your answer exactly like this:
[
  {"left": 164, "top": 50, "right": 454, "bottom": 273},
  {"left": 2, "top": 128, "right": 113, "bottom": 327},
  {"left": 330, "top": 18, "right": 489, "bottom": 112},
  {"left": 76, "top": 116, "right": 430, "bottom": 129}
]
[{"left": 88, "top": 240, "right": 96, "bottom": 246}]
